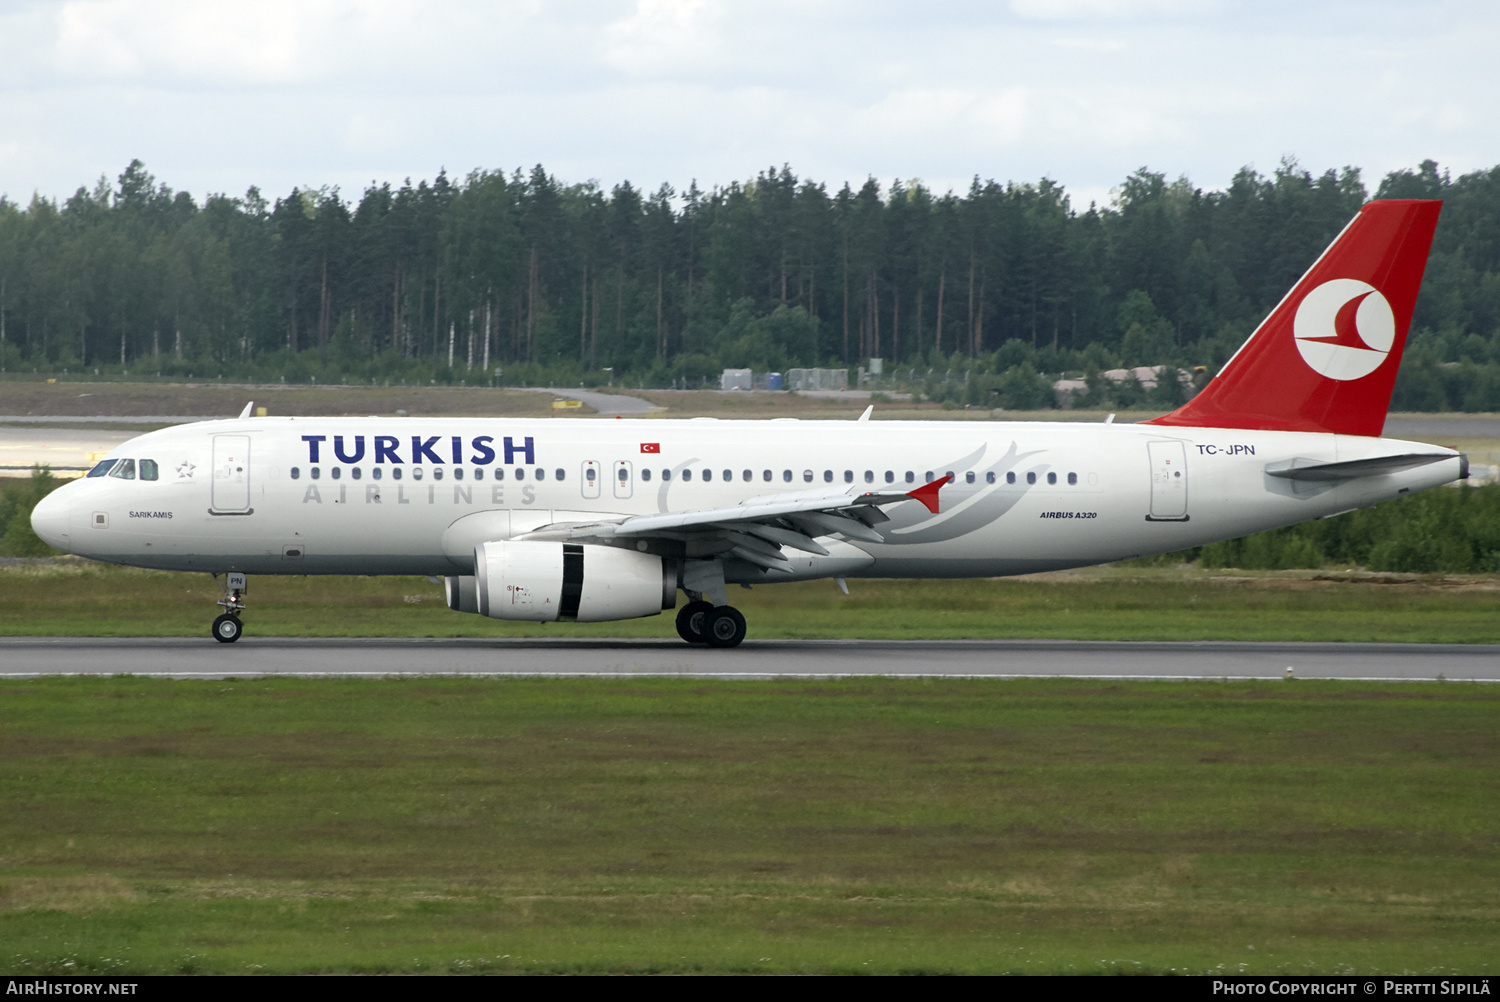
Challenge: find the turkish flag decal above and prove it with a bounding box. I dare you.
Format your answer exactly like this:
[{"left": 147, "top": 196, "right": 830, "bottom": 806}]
[{"left": 640, "top": 443, "right": 660, "bottom": 454}]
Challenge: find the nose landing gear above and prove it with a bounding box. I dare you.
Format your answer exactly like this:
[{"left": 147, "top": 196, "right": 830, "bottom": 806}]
[
  {"left": 211, "top": 572, "right": 247, "bottom": 644},
  {"left": 212, "top": 613, "right": 242, "bottom": 643}
]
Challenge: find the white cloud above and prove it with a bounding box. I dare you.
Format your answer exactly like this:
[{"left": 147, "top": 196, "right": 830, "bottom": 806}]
[
  {"left": 601, "top": 0, "right": 721, "bottom": 76},
  {"left": 1, "top": 0, "right": 1498, "bottom": 206},
  {"left": 1010, "top": 0, "right": 1219, "bottom": 19},
  {"left": 1050, "top": 36, "right": 1127, "bottom": 51},
  {"left": 46, "top": 0, "right": 551, "bottom": 88},
  {"left": 53, "top": 0, "right": 327, "bottom": 83}
]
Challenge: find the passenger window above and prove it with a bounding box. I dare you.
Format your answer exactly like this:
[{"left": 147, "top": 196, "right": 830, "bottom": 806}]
[
  {"left": 803, "top": 470, "right": 813, "bottom": 483},
  {"left": 139, "top": 459, "right": 159, "bottom": 481},
  {"left": 661, "top": 469, "right": 671, "bottom": 481},
  {"left": 586, "top": 468, "right": 597, "bottom": 482},
  {"left": 945, "top": 470, "right": 955, "bottom": 481},
  {"left": 536, "top": 468, "right": 546, "bottom": 481},
  {"left": 556, "top": 468, "right": 564, "bottom": 481},
  {"left": 683, "top": 469, "right": 693, "bottom": 482},
  {"left": 884, "top": 471, "right": 894, "bottom": 484},
  {"left": 1007, "top": 472, "right": 1016, "bottom": 484},
  {"left": 743, "top": 470, "right": 752, "bottom": 482},
  {"left": 86, "top": 459, "right": 117, "bottom": 478},
  {"left": 986, "top": 472, "right": 996, "bottom": 484},
  {"left": 1026, "top": 472, "right": 1036, "bottom": 485},
  {"left": 844, "top": 470, "right": 853, "bottom": 483},
  {"left": 763, "top": 470, "right": 772, "bottom": 482},
  {"left": 905, "top": 471, "right": 914, "bottom": 484},
  {"left": 641, "top": 468, "right": 652, "bottom": 482},
  {"left": 474, "top": 468, "right": 483, "bottom": 481},
  {"left": 925, "top": 471, "right": 934, "bottom": 482},
  {"left": 1067, "top": 472, "right": 1077, "bottom": 485},
  {"left": 451, "top": 468, "right": 461, "bottom": 481},
  {"left": 392, "top": 467, "right": 402, "bottom": 481},
  {"left": 412, "top": 467, "right": 424, "bottom": 481},
  {"left": 332, "top": 467, "right": 342, "bottom": 480},
  {"left": 491, "top": 468, "right": 501, "bottom": 481},
  {"left": 824, "top": 470, "right": 833, "bottom": 483},
  {"left": 724, "top": 470, "right": 733, "bottom": 482},
  {"left": 291, "top": 467, "right": 301, "bottom": 480},
  {"left": 372, "top": 467, "right": 382, "bottom": 481},
  {"left": 864, "top": 471, "right": 873, "bottom": 484},
  {"left": 965, "top": 471, "right": 975, "bottom": 484},
  {"left": 311, "top": 467, "right": 321, "bottom": 480},
  {"left": 108, "top": 459, "right": 136, "bottom": 480},
  {"left": 352, "top": 467, "right": 363, "bottom": 480},
  {"left": 782, "top": 470, "right": 792, "bottom": 483},
  {"left": 1047, "top": 472, "right": 1057, "bottom": 485},
  {"left": 432, "top": 467, "right": 442, "bottom": 481}
]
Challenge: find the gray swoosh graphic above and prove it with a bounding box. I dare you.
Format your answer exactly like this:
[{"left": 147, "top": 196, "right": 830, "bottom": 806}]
[
  {"left": 657, "top": 458, "right": 701, "bottom": 512},
  {"left": 882, "top": 441, "right": 1046, "bottom": 545},
  {"left": 652, "top": 445, "right": 1047, "bottom": 547}
]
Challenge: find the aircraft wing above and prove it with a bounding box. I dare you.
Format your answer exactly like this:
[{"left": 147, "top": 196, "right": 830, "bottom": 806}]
[{"left": 518, "top": 476, "right": 952, "bottom": 572}]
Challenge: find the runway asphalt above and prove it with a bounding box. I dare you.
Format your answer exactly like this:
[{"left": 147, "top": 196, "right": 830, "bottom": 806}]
[{"left": 1, "top": 637, "right": 1495, "bottom": 681}]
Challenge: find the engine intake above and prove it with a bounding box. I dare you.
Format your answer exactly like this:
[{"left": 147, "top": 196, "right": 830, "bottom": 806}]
[{"left": 473, "top": 540, "right": 676, "bottom": 623}]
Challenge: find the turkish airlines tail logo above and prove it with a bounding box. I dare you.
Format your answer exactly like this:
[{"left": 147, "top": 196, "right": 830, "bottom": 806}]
[
  {"left": 1293, "top": 279, "right": 1396, "bottom": 381},
  {"left": 1146, "top": 199, "right": 1441, "bottom": 437}
]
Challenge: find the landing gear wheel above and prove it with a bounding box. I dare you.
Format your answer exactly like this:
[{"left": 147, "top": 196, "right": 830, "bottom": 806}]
[
  {"left": 703, "top": 606, "right": 747, "bottom": 649},
  {"left": 676, "top": 600, "right": 714, "bottom": 644},
  {"left": 212, "top": 614, "right": 243, "bottom": 644}
]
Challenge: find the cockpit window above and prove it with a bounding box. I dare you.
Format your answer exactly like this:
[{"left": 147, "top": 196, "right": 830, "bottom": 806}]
[
  {"left": 86, "top": 459, "right": 117, "bottom": 478},
  {"left": 139, "top": 459, "right": 159, "bottom": 481},
  {"left": 108, "top": 458, "right": 137, "bottom": 480}
]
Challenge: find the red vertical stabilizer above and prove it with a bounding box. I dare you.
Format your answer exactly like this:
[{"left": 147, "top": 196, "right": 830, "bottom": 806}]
[{"left": 1144, "top": 200, "right": 1441, "bottom": 437}]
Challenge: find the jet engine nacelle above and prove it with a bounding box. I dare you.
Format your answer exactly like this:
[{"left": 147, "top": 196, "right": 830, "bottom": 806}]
[{"left": 473, "top": 540, "right": 676, "bottom": 623}]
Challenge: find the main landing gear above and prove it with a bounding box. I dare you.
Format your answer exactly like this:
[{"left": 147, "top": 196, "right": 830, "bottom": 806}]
[
  {"left": 675, "top": 600, "right": 747, "bottom": 648},
  {"left": 211, "top": 572, "right": 247, "bottom": 644}
]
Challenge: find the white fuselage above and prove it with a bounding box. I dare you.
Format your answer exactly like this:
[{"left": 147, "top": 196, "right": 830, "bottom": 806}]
[{"left": 33, "top": 416, "right": 1463, "bottom": 582}]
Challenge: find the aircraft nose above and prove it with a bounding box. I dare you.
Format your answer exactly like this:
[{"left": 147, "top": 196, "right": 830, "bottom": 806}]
[{"left": 29, "top": 488, "right": 72, "bottom": 550}]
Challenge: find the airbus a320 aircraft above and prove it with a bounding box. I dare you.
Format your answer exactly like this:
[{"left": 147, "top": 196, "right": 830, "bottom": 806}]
[{"left": 31, "top": 200, "right": 1465, "bottom": 648}]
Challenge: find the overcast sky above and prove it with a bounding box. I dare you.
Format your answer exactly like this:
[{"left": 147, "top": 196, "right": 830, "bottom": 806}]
[{"left": 1, "top": 0, "right": 1496, "bottom": 210}]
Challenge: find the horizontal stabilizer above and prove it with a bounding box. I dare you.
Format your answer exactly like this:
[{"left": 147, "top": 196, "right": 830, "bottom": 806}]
[{"left": 1264, "top": 453, "right": 1450, "bottom": 482}]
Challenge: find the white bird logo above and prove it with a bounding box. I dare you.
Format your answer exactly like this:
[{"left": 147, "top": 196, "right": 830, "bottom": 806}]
[{"left": 1292, "top": 279, "right": 1396, "bottom": 381}]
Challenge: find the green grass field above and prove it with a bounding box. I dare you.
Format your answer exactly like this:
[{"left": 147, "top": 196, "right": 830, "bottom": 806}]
[
  {"left": 3, "top": 560, "right": 1499, "bottom": 643},
  {"left": 4, "top": 558, "right": 1497, "bottom": 974},
  {"left": 0, "top": 677, "right": 1495, "bottom": 975}
]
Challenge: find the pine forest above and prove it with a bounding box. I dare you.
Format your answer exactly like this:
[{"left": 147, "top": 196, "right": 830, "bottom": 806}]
[{"left": 2, "top": 157, "right": 1499, "bottom": 410}]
